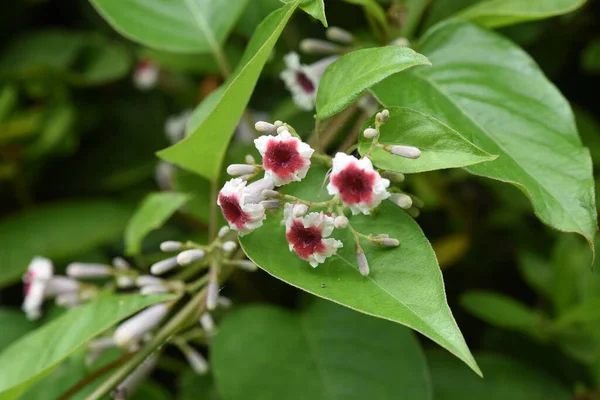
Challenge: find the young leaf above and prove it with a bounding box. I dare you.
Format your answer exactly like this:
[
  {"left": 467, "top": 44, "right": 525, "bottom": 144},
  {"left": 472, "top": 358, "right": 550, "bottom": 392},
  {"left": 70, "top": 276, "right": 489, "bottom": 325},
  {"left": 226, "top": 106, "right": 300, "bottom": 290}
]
[
  {"left": 315, "top": 47, "right": 430, "bottom": 119},
  {"left": 0, "top": 200, "right": 134, "bottom": 288},
  {"left": 124, "top": 192, "right": 190, "bottom": 256},
  {"left": 212, "top": 300, "right": 432, "bottom": 400},
  {"left": 239, "top": 167, "right": 480, "bottom": 375},
  {"left": 458, "top": 0, "right": 586, "bottom": 28},
  {"left": 371, "top": 20, "right": 598, "bottom": 252},
  {"left": 0, "top": 294, "right": 173, "bottom": 398},
  {"left": 427, "top": 350, "right": 572, "bottom": 400},
  {"left": 157, "top": 2, "right": 299, "bottom": 181},
  {"left": 89, "top": 0, "right": 249, "bottom": 54},
  {"left": 358, "top": 107, "right": 496, "bottom": 173},
  {"left": 294, "top": 0, "right": 327, "bottom": 27}
]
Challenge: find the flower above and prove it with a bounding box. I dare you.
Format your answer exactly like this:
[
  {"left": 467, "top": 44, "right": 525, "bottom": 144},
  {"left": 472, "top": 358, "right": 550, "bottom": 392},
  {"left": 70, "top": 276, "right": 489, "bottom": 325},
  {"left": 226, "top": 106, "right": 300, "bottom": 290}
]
[
  {"left": 133, "top": 59, "right": 159, "bottom": 91},
  {"left": 254, "top": 129, "right": 314, "bottom": 186},
  {"left": 217, "top": 178, "right": 273, "bottom": 235},
  {"left": 22, "top": 256, "right": 53, "bottom": 320},
  {"left": 283, "top": 205, "right": 343, "bottom": 267},
  {"left": 280, "top": 52, "right": 337, "bottom": 111},
  {"left": 327, "top": 153, "right": 390, "bottom": 215}
]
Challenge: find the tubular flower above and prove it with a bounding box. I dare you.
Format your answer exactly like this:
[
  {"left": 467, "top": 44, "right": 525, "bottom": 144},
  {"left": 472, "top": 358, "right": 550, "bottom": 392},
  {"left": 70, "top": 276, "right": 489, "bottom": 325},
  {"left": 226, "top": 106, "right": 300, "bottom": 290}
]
[
  {"left": 254, "top": 129, "right": 314, "bottom": 186},
  {"left": 327, "top": 153, "right": 390, "bottom": 215},
  {"left": 283, "top": 205, "right": 343, "bottom": 267},
  {"left": 280, "top": 52, "right": 337, "bottom": 111},
  {"left": 217, "top": 178, "right": 274, "bottom": 235}
]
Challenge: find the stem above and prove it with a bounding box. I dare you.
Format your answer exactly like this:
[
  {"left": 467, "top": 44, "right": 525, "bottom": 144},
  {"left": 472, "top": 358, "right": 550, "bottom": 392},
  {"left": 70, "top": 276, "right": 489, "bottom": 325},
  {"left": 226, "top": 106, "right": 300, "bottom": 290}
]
[
  {"left": 312, "top": 105, "right": 357, "bottom": 153},
  {"left": 337, "top": 111, "right": 369, "bottom": 153},
  {"left": 279, "top": 193, "right": 338, "bottom": 209},
  {"left": 209, "top": 180, "right": 218, "bottom": 240}
]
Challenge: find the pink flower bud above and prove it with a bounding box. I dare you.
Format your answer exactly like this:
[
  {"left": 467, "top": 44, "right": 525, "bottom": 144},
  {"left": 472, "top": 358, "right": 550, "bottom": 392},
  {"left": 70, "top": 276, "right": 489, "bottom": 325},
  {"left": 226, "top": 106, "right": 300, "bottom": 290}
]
[
  {"left": 150, "top": 256, "right": 179, "bottom": 275},
  {"left": 389, "top": 145, "right": 421, "bottom": 159},
  {"left": 226, "top": 164, "right": 256, "bottom": 176},
  {"left": 357, "top": 250, "right": 369, "bottom": 276},
  {"left": 160, "top": 241, "right": 182, "bottom": 252}
]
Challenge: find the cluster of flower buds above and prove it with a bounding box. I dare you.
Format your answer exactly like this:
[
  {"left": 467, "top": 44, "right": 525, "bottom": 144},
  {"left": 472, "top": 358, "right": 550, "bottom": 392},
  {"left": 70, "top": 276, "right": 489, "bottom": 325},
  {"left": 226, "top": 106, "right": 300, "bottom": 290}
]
[{"left": 217, "top": 109, "right": 422, "bottom": 275}]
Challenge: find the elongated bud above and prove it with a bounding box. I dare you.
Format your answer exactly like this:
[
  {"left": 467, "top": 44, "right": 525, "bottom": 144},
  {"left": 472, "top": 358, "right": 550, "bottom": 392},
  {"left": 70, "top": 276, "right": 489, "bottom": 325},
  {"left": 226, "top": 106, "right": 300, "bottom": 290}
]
[
  {"left": 88, "top": 337, "right": 115, "bottom": 352},
  {"left": 237, "top": 260, "right": 258, "bottom": 271},
  {"left": 177, "top": 249, "right": 205, "bottom": 266},
  {"left": 410, "top": 195, "right": 425, "bottom": 209},
  {"left": 206, "top": 280, "right": 219, "bottom": 311},
  {"left": 334, "top": 215, "right": 349, "bottom": 229},
  {"left": 112, "top": 257, "right": 130, "bottom": 269},
  {"left": 262, "top": 189, "right": 279, "bottom": 199},
  {"left": 260, "top": 200, "right": 281, "bottom": 209},
  {"left": 363, "top": 128, "right": 378, "bottom": 139},
  {"left": 382, "top": 171, "right": 405, "bottom": 182},
  {"left": 140, "top": 285, "right": 168, "bottom": 295},
  {"left": 406, "top": 207, "right": 420, "bottom": 218},
  {"left": 136, "top": 275, "right": 164, "bottom": 287},
  {"left": 227, "top": 164, "right": 256, "bottom": 176},
  {"left": 389, "top": 37, "right": 410, "bottom": 47},
  {"left": 222, "top": 241, "right": 237, "bottom": 252},
  {"left": 180, "top": 342, "right": 209, "bottom": 375},
  {"left": 300, "top": 39, "right": 342, "bottom": 54},
  {"left": 254, "top": 121, "right": 276, "bottom": 133},
  {"left": 114, "top": 354, "right": 157, "bottom": 398},
  {"left": 389, "top": 193, "right": 413, "bottom": 209},
  {"left": 245, "top": 154, "right": 256, "bottom": 164},
  {"left": 150, "top": 256, "right": 179, "bottom": 275},
  {"left": 116, "top": 276, "right": 135, "bottom": 288},
  {"left": 273, "top": 120, "right": 283, "bottom": 128},
  {"left": 388, "top": 145, "right": 421, "bottom": 159},
  {"left": 44, "top": 276, "right": 79, "bottom": 296},
  {"left": 218, "top": 296, "right": 232, "bottom": 308},
  {"left": 200, "top": 313, "right": 216, "bottom": 336},
  {"left": 245, "top": 177, "right": 275, "bottom": 204},
  {"left": 381, "top": 238, "right": 400, "bottom": 247},
  {"left": 66, "top": 263, "right": 112, "bottom": 279},
  {"left": 376, "top": 109, "right": 390, "bottom": 124},
  {"left": 357, "top": 249, "right": 370, "bottom": 276},
  {"left": 326, "top": 27, "right": 354, "bottom": 44},
  {"left": 218, "top": 226, "right": 230, "bottom": 238},
  {"left": 373, "top": 233, "right": 389, "bottom": 239},
  {"left": 114, "top": 303, "right": 169, "bottom": 348},
  {"left": 292, "top": 203, "right": 309, "bottom": 217},
  {"left": 160, "top": 241, "right": 182, "bottom": 252},
  {"left": 55, "top": 292, "right": 81, "bottom": 307}
]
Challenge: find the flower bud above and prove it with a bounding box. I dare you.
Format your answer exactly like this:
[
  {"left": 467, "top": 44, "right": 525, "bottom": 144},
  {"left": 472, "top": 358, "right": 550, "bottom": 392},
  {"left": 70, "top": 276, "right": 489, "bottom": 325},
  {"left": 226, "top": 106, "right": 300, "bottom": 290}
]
[
  {"left": 363, "top": 128, "right": 378, "bottom": 139},
  {"left": 44, "top": 276, "right": 79, "bottom": 296},
  {"left": 66, "top": 263, "right": 112, "bottom": 279},
  {"left": 407, "top": 207, "right": 420, "bottom": 218},
  {"left": 245, "top": 154, "right": 256, "bottom": 164},
  {"left": 410, "top": 195, "right": 425, "bottom": 209},
  {"left": 326, "top": 27, "right": 354, "bottom": 44},
  {"left": 334, "top": 215, "right": 349, "bottom": 229},
  {"left": 150, "top": 256, "right": 179, "bottom": 275},
  {"left": 389, "top": 37, "right": 410, "bottom": 47},
  {"left": 389, "top": 193, "right": 413, "bottom": 209},
  {"left": 140, "top": 285, "right": 168, "bottom": 295},
  {"left": 179, "top": 342, "right": 208, "bottom": 375},
  {"left": 276, "top": 125, "right": 287, "bottom": 134},
  {"left": 116, "top": 276, "right": 135, "bottom": 288},
  {"left": 273, "top": 120, "right": 283, "bottom": 128},
  {"left": 357, "top": 249, "right": 370, "bottom": 276},
  {"left": 218, "top": 296, "right": 232, "bottom": 308},
  {"left": 382, "top": 171, "right": 405, "bottom": 182},
  {"left": 114, "top": 303, "right": 169, "bottom": 348},
  {"left": 262, "top": 189, "right": 280, "bottom": 199},
  {"left": 389, "top": 145, "right": 421, "bottom": 159},
  {"left": 136, "top": 275, "right": 164, "bottom": 287},
  {"left": 237, "top": 260, "right": 258, "bottom": 271},
  {"left": 160, "top": 241, "right": 182, "bottom": 252},
  {"left": 55, "top": 292, "right": 81, "bottom": 308},
  {"left": 200, "top": 313, "right": 216, "bottom": 336},
  {"left": 254, "top": 121, "right": 276, "bottom": 133},
  {"left": 112, "top": 257, "right": 130, "bottom": 270},
  {"left": 88, "top": 337, "right": 115, "bottom": 352},
  {"left": 115, "top": 354, "right": 157, "bottom": 397},
  {"left": 260, "top": 200, "right": 281, "bottom": 210},
  {"left": 222, "top": 241, "right": 237, "bottom": 252},
  {"left": 376, "top": 109, "right": 390, "bottom": 124},
  {"left": 177, "top": 249, "right": 205, "bottom": 266},
  {"left": 227, "top": 164, "right": 256, "bottom": 176},
  {"left": 206, "top": 280, "right": 219, "bottom": 311},
  {"left": 218, "top": 226, "right": 230, "bottom": 238},
  {"left": 300, "top": 39, "right": 342, "bottom": 54},
  {"left": 292, "top": 203, "right": 309, "bottom": 217},
  {"left": 381, "top": 238, "right": 400, "bottom": 247}
]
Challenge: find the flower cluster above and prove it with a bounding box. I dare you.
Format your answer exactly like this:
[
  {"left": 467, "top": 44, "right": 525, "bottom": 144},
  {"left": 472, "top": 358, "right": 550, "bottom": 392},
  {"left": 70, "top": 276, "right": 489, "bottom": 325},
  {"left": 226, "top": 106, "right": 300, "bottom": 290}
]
[{"left": 217, "top": 109, "right": 422, "bottom": 275}]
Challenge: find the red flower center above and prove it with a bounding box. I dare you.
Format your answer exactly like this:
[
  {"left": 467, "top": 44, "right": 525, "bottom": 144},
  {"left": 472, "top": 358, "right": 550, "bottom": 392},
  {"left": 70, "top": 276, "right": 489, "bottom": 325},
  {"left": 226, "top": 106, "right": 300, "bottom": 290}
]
[
  {"left": 331, "top": 163, "right": 376, "bottom": 205},
  {"left": 264, "top": 139, "right": 305, "bottom": 179},
  {"left": 286, "top": 220, "right": 326, "bottom": 259},
  {"left": 296, "top": 72, "right": 315, "bottom": 94},
  {"left": 219, "top": 193, "right": 249, "bottom": 229}
]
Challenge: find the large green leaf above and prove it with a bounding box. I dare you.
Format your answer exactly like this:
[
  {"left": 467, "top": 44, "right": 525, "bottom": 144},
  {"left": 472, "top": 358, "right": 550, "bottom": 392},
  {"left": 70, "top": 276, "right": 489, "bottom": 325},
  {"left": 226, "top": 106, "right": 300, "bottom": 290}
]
[
  {"left": 427, "top": 350, "right": 571, "bottom": 400},
  {"left": 89, "top": 0, "right": 249, "bottom": 54},
  {"left": 0, "top": 200, "right": 134, "bottom": 287},
  {"left": 239, "top": 167, "right": 479, "bottom": 375},
  {"left": 458, "top": 0, "right": 587, "bottom": 28},
  {"left": 371, "top": 20, "right": 597, "bottom": 250},
  {"left": 124, "top": 192, "right": 190, "bottom": 256},
  {"left": 297, "top": 0, "right": 327, "bottom": 27},
  {"left": 139, "top": 46, "right": 242, "bottom": 74},
  {"left": 0, "top": 309, "right": 36, "bottom": 352},
  {"left": 157, "top": 2, "right": 299, "bottom": 181},
  {"left": 358, "top": 107, "right": 496, "bottom": 173},
  {"left": 315, "top": 47, "right": 430, "bottom": 119},
  {"left": 0, "top": 295, "right": 172, "bottom": 399},
  {"left": 212, "top": 300, "right": 432, "bottom": 400}
]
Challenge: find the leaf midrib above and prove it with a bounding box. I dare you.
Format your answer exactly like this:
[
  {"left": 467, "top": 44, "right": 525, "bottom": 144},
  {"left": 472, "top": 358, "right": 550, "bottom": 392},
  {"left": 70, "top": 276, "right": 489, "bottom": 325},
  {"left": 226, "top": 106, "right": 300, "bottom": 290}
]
[{"left": 184, "top": 0, "right": 220, "bottom": 58}]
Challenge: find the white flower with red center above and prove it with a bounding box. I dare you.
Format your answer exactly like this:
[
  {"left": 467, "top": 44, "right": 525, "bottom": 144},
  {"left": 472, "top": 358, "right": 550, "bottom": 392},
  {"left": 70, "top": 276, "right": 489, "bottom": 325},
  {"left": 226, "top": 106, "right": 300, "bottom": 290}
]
[
  {"left": 217, "top": 178, "right": 273, "bottom": 236},
  {"left": 280, "top": 52, "right": 338, "bottom": 111},
  {"left": 254, "top": 129, "right": 314, "bottom": 186},
  {"left": 22, "top": 256, "right": 53, "bottom": 320},
  {"left": 283, "top": 204, "right": 343, "bottom": 267},
  {"left": 327, "top": 152, "right": 390, "bottom": 215}
]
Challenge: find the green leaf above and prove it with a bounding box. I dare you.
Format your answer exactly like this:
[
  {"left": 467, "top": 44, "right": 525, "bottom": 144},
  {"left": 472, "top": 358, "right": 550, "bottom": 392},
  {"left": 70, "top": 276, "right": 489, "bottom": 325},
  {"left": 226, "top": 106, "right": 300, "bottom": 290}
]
[
  {"left": 460, "top": 291, "right": 541, "bottom": 336},
  {"left": 518, "top": 252, "right": 554, "bottom": 299},
  {"left": 400, "top": 0, "right": 431, "bottom": 38},
  {"left": 582, "top": 38, "right": 600, "bottom": 74},
  {"left": 89, "top": 0, "right": 249, "bottom": 54},
  {"left": 297, "top": 0, "right": 327, "bottom": 27},
  {"left": 0, "top": 309, "right": 35, "bottom": 352},
  {"left": 234, "top": 0, "right": 283, "bottom": 37},
  {"left": 0, "top": 200, "right": 134, "bottom": 287},
  {"left": 0, "top": 294, "right": 172, "bottom": 398},
  {"left": 172, "top": 170, "right": 212, "bottom": 223},
  {"left": 239, "top": 167, "right": 480, "bottom": 375},
  {"left": 427, "top": 350, "right": 572, "bottom": 400},
  {"left": 343, "top": 0, "right": 389, "bottom": 37},
  {"left": 184, "top": 86, "right": 227, "bottom": 136},
  {"left": 371, "top": 20, "right": 597, "bottom": 252},
  {"left": 124, "top": 192, "right": 190, "bottom": 256},
  {"left": 139, "top": 46, "right": 242, "bottom": 74},
  {"left": 316, "top": 47, "right": 430, "bottom": 119},
  {"left": 358, "top": 107, "right": 496, "bottom": 173},
  {"left": 179, "top": 371, "right": 221, "bottom": 400},
  {"left": 458, "top": 0, "right": 587, "bottom": 28},
  {"left": 157, "top": 2, "right": 299, "bottom": 181},
  {"left": 555, "top": 298, "right": 600, "bottom": 329},
  {"left": 212, "top": 300, "right": 432, "bottom": 400}
]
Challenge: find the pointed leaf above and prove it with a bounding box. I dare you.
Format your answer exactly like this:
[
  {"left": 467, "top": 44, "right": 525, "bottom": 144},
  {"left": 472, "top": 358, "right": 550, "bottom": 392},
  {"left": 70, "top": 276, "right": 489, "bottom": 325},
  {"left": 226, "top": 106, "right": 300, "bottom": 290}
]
[
  {"left": 239, "top": 167, "right": 479, "bottom": 375},
  {"left": 372, "top": 20, "right": 597, "bottom": 251},
  {"left": 157, "top": 2, "right": 299, "bottom": 180},
  {"left": 212, "top": 300, "right": 431, "bottom": 400},
  {"left": 295, "top": 0, "right": 327, "bottom": 26},
  {"left": 316, "top": 47, "right": 430, "bottom": 119},
  {"left": 358, "top": 107, "right": 496, "bottom": 173}
]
